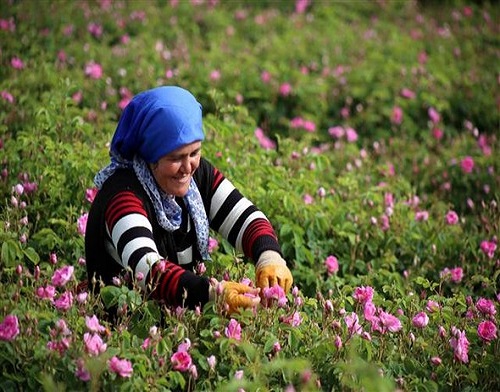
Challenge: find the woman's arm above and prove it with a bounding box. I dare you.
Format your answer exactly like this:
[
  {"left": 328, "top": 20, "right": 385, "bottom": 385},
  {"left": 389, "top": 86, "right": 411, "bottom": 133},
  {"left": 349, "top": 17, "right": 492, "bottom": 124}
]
[
  {"left": 104, "top": 190, "right": 209, "bottom": 308},
  {"left": 207, "top": 163, "right": 282, "bottom": 262}
]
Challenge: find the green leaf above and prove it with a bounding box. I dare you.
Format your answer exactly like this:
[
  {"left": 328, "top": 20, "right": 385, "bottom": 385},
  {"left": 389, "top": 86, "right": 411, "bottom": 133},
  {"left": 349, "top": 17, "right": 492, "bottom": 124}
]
[
  {"left": 100, "top": 286, "right": 122, "bottom": 309},
  {"left": 31, "top": 228, "right": 62, "bottom": 249},
  {"left": 264, "top": 335, "right": 278, "bottom": 353},
  {"left": 1, "top": 240, "right": 22, "bottom": 267},
  {"left": 23, "top": 247, "right": 40, "bottom": 265},
  {"left": 239, "top": 341, "right": 257, "bottom": 362}
]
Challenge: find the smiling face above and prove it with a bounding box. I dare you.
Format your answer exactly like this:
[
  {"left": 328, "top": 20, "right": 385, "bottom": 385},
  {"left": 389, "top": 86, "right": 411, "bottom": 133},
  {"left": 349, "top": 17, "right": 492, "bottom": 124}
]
[{"left": 150, "top": 141, "right": 202, "bottom": 197}]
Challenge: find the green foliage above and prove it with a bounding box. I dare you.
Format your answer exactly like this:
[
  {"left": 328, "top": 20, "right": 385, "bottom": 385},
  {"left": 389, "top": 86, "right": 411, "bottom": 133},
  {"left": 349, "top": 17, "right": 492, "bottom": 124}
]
[{"left": 0, "top": 0, "right": 499, "bottom": 391}]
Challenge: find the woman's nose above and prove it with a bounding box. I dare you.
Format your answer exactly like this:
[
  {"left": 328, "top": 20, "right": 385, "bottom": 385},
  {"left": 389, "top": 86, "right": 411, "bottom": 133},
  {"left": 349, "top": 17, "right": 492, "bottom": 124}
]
[{"left": 180, "top": 157, "right": 192, "bottom": 173}]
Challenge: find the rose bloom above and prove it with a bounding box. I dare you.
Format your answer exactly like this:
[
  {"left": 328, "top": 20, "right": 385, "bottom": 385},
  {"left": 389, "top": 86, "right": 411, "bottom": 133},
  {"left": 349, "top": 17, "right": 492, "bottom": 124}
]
[
  {"left": 412, "top": 312, "right": 429, "bottom": 328},
  {"left": 449, "top": 267, "right": 464, "bottom": 283},
  {"left": 263, "top": 284, "right": 288, "bottom": 308},
  {"left": 480, "top": 240, "right": 497, "bottom": 259},
  {"left": 54, "top": 291, "right": 74, "bottom": 311},
  {"left": 344, "top": 312, "right": 362, "bottom": 336},
  {"left": 415, "top": 211, "right": 429, "bottom": 221},
  {"left": 345, "top": 127, "right": 358, "bottom": 143},
  {"left": 51, "top": 265, "right": 74, "bottom": 287},
  {"left": 391, "top": 106, "right": 403, "bottom": 125},
  {"left": 36, "top": 285, "right": 56, "bottom": 300},
  {"left": 449, "top": 329, "right": 469, "bottom": 363},
  {"left": 400, "top": 88, "right": 416, "bottom": 99},
  {"left": 353, "top": 286, "right": 374, "bottom": 305},
  {"left": 84, "top": 62, "right": 103, "bottom": 79},
  {"left": 428, "top": 107, "right": 440, "bottom": 124},
  {"left": 460, "top": 156, "right": 475, "bottom": 174},
  {"left": 281, "top": 311, "right": 302, "bottom": 327},
  {"left": 85, "top": 187, "right": 98, "bottom": 203},
  {"left": 225, "top": 318, "right": 242, "bottom": 341},
  {"left": 254, "top": 127, "right": 276, "bottom": 150},
  {"left": 477, "top": 320, "right": 497, "bottom": 342},
  {"left": 85, "top": 315, "right": 106, "bottom": 333},
  {"left": 77, "top": 213, "right": 88, "bottom": 236},
  {"left": 303, "top": 193, "right": 313, "bottom": 205},
  {"left": 445, "top": 210, "right": 459, "bottom": 225},
  {"left": 83, "top": 332, "right": 107, "bottom": 356},
  {"left": 234, "top": 370, "right": 244, "bottom": 380},
  {"left": 0, "top": 314, "right": 20, "bottom": 341},
  {"left": 440, "top": 267, "right": 464, "bottom": 283},
  {"left": 430, "top": 356, "right": 442, "bottom": 366},
  {"left": 328, "top": 126, "right": 345, "bottom": 139},
  {"left": 475, "top": 298, "right": 496, "bottom": 317},
  {"left": 278, "top": 83, "right": 292, "bottom": 96},
  {"left": 207, "top": 355, "right": 216, "bottom": 370},
  {"left": 171, "top": 351, "right": 192, "bottom": 372},
  {"left": 108, "top": 356, "right": 133, "bottom": 378},
  {"left": 378, "top": 311, "right": 402, "bottom": 333},
  {"left": 425, "top": 300, "right": 441, "bottom": 313},
  {"left": 325, "top": 255, "right": 339, "bottom": 276},
  {"left": 208, "top": 237, "right": 219, "bottom": 253},
  {"left": 75, "top": 358, "right": 90, "bottom": 381},
  {"left": 363, "top": 301, "right": 377, "bottom": 322}
]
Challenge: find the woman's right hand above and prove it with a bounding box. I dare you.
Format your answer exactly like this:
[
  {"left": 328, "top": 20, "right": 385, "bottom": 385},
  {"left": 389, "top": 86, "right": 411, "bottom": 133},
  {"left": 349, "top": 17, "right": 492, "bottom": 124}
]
[{"left": 209, "top": 279, "right": 261, "bottom": 314}]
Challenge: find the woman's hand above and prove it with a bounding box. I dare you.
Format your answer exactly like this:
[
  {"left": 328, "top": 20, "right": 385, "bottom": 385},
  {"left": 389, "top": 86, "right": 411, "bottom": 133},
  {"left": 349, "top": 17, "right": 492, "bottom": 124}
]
[
  {"left": 255, "top": 250, "right": 293, "bottom": 293},
  {"left": 209, "top": 279, "right": 261, "bottom": 314}
]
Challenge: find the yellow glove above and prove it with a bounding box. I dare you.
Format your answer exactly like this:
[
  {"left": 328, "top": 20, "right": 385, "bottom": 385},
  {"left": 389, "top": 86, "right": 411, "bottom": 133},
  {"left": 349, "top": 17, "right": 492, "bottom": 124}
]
[
  {"left": 255, "top": 250, "right": 293, "bottom": 293},
  {"left": 209, "top": 279, "right": 261, "bottom": 314}
]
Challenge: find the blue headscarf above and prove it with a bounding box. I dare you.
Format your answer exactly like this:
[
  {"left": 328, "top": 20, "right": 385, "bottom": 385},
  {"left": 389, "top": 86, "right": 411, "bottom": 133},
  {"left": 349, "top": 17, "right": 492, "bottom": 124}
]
[
  {"left": 94, "top": 86, "right": 210, "bottom": 260},
  {"left": 111, "top": 86, "right": 205, "bottom": 163}
]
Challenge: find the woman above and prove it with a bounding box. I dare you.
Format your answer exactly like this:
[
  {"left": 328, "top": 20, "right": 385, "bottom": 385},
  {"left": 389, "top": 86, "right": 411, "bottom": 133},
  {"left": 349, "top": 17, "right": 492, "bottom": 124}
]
[{"left": 85, "top": 86, "right": 293, "bottom": 314}]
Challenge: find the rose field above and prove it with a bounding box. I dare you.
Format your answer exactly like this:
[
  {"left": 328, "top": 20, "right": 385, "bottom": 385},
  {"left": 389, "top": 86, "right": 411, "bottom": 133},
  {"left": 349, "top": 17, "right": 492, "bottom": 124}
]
[{"left": 0, "top": 0, "right": 499, "bottom": 391}]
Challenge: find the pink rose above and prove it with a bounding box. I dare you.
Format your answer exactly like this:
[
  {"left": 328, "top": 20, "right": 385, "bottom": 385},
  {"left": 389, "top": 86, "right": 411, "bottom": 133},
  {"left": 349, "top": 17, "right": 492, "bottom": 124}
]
[
  {"left": 225, "top": 318, "right": 242, "bottom": 341},
  {"left": 428, "top": 107, "right": 440, "bottom": 124},
  {"left": 449, "top": 329, "right": 469, "bottom": 363},
  {"left": 477, "top": 320, "right": 497, "bottom": 342},
  {"left": 445, "top": 210, "right": 459, "bottom": 225},
  {"left": 278, "top": 83, "right": 292, "bottom": 96},
  {"left": 325, "top": 255, "right": 339, "bottom": 276},
  {"left": 171, "top": 351, "right": 192, "bottom": 372},
  {"left": 77, "top": 213, "right": 88, "bottom": 236},
  {"left": 353, "top": 286, "right": 374, "bottom": 305},
  {"left": 391, "top": 106, "right": 403, "bottom": 125},
  {"left": 412, "top": 312, "right": 429, "bottom": 328},
  {"left": 85, "top": 187, "right": 98, "bottom": 203},
  {"left": 480, "top": 240, "right": 496, "bottom": 259},
  {"left": 378, "top": 311, "right": 402, "bottom": 333},
  {"left": 108, "top": 356, "right": 133, "bottom": 377},
  {"left": 0, "top": 314, "right": 20, "bottom": 341},
  {"left": 51, "top": 265, "right": 74, "bottom": 287},
  {"left": 263, "top": 284, "right": 288, "bottom": 308},
  {"left": 476, "top": 298, "right": 496, "bottom": 317},
  {"left": 84, "top": 62, "right": 103, "bottom": 79},
  {"left": 460, "top": 156, "right": 475, "bottom": 174},
  {"left": 85, "top": 315, "right": 106, "bottom": 333},
  {"left": 84, "top": 332, "right": 107, "bottom": 356},
  {"left": 280, "top": 311, "right": 302, "bottom": 327},
  {"left": 54, "top": 291, "right": 74, "bottom": 311}
]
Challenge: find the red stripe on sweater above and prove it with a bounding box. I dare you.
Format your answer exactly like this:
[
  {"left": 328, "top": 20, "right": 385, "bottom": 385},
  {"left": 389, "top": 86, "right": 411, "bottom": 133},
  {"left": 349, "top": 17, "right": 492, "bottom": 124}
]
[
  {"left": 105, "top": 191, "right": 147, "bottom": 229},
  {"left": 212, "top": 168, "right": 224, "bottom": 191},
  {"left": 166, "top": 269, "right": 184, "bottom": 303},
  {"left": 242, "top": 218, "right": 277, "bottom": 257},
  {"left": 151, "top": 261, "right": 186, "bottom": 306}
]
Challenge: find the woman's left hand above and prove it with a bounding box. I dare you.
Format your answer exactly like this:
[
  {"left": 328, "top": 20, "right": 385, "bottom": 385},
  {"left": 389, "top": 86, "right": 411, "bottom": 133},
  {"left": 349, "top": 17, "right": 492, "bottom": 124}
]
[{"left": 255, "top": 250, "right": 293, "bottom": 293}]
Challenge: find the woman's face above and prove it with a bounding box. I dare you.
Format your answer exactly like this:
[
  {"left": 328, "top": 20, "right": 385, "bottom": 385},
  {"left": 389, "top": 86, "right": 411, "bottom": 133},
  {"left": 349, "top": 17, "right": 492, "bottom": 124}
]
[{"left": 150, "top": 141, "right": 202, "bottom": 197}]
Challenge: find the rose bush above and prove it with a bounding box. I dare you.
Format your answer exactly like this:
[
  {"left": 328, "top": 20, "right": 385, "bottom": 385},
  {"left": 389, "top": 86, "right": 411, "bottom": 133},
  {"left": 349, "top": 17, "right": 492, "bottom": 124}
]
[{"left": 0, "top": 0, "right": 498, "bottom": 391}]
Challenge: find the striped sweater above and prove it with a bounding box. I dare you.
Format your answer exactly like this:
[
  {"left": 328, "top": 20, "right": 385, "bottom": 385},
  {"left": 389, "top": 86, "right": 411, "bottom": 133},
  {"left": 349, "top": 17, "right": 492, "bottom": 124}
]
[{"left": 85, "top": 157, "right": 281, "bottom": 309}]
